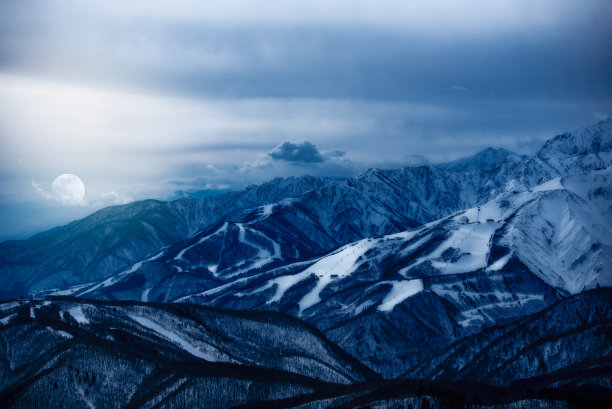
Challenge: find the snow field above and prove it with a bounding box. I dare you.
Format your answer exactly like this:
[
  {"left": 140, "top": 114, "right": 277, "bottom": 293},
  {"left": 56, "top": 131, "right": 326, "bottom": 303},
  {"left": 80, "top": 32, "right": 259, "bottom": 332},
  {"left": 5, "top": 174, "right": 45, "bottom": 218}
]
[{"left": 378, "top": 279, "right": 424, "bottom": 312}]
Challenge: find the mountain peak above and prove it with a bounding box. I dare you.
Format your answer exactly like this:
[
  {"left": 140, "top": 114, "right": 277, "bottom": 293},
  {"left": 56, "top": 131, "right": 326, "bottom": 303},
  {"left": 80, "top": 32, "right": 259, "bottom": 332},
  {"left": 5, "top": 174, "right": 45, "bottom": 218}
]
[
  {"left": 436, "top": 146, "right": 520, "bottom": 172},
  {"left": 537, "top": 118, "right": 612, "bottom": 159}
]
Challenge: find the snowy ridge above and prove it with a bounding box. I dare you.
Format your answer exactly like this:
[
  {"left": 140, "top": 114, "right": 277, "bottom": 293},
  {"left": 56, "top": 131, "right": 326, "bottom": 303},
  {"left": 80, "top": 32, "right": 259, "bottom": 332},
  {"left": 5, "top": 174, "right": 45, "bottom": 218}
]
[
  {"left": 174, "top": 222, "right": 228, "bottom": 261},
  {"left": 437, "top": 147, "right": 521, "bottom": 172},
  {"left": 6, "top": 119, "right": 612, "bottom": 302},
  {"left": 377, "top": 279, "right": 424, "bottom": 312},
  {"left": 185, "top": 168, "right": 610, "bottom": 377},
  {"left": 254, "top": 238, "right": 377, "bottom": 314},
  {"left": 500, "top": 169, "right": 612, "bottom": 293},
  {"left": 243, "top": 170, "right": 606, "bottom": 312},
  {"left": 75, "top": 249, "right": 166, "bottom": 297},
  {"left": 130, "top": 315, "right": 220, "bottom": 361},
  {"left": 0, "top": 296, "right": 377, "bottom": 406},
  {"left": 1, "top": 119, "right": 611, "bottom": 384},
  {"left": 538, "top": 118, "right": 612, "bottom": 159}
]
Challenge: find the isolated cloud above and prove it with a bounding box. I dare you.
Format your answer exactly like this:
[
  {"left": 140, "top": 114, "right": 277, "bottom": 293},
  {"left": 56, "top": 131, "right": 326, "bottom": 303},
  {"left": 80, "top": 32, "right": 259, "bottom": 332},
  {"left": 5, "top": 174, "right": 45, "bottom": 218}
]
[
  {"left": 97, "top": 191, "right": 132, "bottom": 206},
  {"left": 31, "top": 179, "right": 53, "bottom": 200},
  {"left": 268, "top": 141, "right": 324, "bottom": 163}
]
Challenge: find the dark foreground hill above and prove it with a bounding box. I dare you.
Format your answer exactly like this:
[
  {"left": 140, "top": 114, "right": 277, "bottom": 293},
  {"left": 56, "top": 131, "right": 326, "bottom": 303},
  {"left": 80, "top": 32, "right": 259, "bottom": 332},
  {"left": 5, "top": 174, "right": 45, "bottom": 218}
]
[
  {"left": 0, "top": 297, "right": 375, "bottom": 408},
  {"left": 1, "top": 291, "right": 611, "bottom": 408}
]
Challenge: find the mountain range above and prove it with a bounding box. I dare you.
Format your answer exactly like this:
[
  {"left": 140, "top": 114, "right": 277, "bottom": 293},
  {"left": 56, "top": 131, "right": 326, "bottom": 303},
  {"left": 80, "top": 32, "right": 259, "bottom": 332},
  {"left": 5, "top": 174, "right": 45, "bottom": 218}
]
[{"left": 1, "top": 118, "right": 611, "bottom": 407}]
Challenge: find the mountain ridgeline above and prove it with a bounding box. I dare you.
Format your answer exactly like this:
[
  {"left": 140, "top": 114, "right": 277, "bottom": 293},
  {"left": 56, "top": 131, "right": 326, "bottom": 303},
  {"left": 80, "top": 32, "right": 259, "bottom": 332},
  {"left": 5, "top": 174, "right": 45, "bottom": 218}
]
[
  {"left": 1, "top": 118, "right": 611, "bottom": 408},
  {"left": 2, "top": 119, "right": 611, "bottom": 299}
]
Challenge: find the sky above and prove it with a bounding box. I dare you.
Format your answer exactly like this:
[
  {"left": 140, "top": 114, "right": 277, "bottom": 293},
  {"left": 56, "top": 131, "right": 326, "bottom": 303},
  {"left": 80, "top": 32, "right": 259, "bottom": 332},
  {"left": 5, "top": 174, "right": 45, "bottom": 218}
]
[{"left": 0, "top": 0, "right": 611, "bottom": 240}]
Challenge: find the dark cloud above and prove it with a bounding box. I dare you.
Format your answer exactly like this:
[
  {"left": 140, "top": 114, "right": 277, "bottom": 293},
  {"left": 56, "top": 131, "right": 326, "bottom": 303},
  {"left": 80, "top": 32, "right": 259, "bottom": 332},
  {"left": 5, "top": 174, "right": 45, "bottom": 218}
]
[
  {"left": 1, "top": 1, "right": 612, "bottom": 238},
  {"left": 268, "top": 141, "right": 325, "bottom": 163},
  {"left": 2, "top": 2, "right": 610, "bottom": 103}
]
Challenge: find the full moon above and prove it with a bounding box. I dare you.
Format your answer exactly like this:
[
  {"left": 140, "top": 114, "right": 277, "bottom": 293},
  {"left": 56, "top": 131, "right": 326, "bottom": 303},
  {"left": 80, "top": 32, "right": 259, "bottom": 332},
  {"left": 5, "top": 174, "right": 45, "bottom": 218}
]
[{"left": 52, "top": 174, "right": 86, "bottom": 205}]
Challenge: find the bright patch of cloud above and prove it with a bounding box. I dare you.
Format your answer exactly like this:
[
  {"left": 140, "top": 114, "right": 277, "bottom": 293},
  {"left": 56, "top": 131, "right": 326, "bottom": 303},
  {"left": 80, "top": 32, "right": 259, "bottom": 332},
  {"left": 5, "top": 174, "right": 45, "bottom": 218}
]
[{"left": 31, "top": 180, "right": 53, "bottom": 200}]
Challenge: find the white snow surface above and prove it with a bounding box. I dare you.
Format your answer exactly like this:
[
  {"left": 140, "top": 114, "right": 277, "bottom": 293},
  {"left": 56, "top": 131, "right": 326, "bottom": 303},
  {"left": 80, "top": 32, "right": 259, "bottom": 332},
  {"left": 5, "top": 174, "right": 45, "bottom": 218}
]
[
  {"left": 0, "top": 301, "right": 19, "bottom": 311},
  {"left": 51, "top": 282, "right": 96, "bottom": 296},
  {"left": 0, "top": 313, "right": 16, "bottom": 325},
  {"left": 67, "top": 306, "right": 90, "bottom": 325},
  {"left": 532, "top": 177, "right": 564, "bottom": 192},
  {"left": 486, "top": 253, "right": 512, "bottom": 272},
  {"left": 141, "top": 288, "right": 151, "bottom": 302},
  {"left": 260, "top": 203, "right": 275, "bottom": 217},
  {"left": 130, "top": 315, "right": 216, "bottom": 361},
  {"left": 378, "top": 279, "right": 424, "bottom": 312},
  {"left": 457, "top": 293, "right": 545, "bottom": 327},
  {"left": 199, "top": 168, "right": 611, "bottom": 316},
  {"left": 47, "top": 326, "right": 73, "bottom": 339},
  {"left": 261, "top": 238, "right": 377, "bottom": 313},
  {"left": 500, "top": 169, "right": 612, "bottom": 292}
]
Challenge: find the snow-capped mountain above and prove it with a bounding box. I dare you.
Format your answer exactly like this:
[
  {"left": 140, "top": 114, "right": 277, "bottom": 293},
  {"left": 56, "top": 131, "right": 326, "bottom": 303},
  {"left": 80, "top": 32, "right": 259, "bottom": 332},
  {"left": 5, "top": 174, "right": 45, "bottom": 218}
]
[
  {"left": 0, "top": 176, "right": 331, "bottom": 298},
  {"left": 538, "top": 118, "right": 612, "bottom": 159},
  {"left": 50, "top": 167, "right": 610, "bottom": 377},
  {"left": 2, "top": 119, "right": 611, "bottom": 300},
  {"left": 0, "top": 119, "right": 611, "bottom": 407},
  {"left": 175, "top": 169, "right": 611, "bottom": 376},
  {"left": 437, "top": 147, "right": 522, "bottom": 172}
]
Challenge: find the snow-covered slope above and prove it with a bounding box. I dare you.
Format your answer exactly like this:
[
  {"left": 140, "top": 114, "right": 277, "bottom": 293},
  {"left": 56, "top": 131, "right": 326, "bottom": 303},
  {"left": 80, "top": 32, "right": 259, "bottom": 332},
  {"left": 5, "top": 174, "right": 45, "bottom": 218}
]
[
  {"left": 179, "top": 169, "right": 612, "bottom": 376},
  {"left": 538, "top": 118, "right": 612, "bottom": 159},
  {"left": 0, "top": 297, "right": 377, "bottom": 408},
  {"left": 0, "top": 118, "right": 611, "bottom": 388},
  {"left": 1, "top": 298, "right": 605, "bottom": 408},
  {"left": 0, "top": 176, "right": 333, "bottom": 298},
  {"left": 1, "top": 118, "right": 611, "bottom": 305},
  {"left": 412, "top": 288, "right": 612, "bottom": 387}
]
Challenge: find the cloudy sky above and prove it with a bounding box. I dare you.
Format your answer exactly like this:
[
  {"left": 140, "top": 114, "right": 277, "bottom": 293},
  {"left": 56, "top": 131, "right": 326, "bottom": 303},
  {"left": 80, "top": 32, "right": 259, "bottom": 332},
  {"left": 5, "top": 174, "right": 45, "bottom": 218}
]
[{"left": 1, "top": 0, "right": 611, "bottom": 239}]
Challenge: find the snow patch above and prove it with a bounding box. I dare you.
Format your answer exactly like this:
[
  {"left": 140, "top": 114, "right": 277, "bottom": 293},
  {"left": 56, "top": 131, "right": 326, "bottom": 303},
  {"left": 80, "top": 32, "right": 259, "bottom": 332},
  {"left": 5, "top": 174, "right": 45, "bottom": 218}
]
[
  {"left": 130, "top": 315, "right": 215, "bottom": 361},
  {"left": 0, "top": 313, "right": 16, "bottom": 325},
  {"left": 67, "top": 306, "right": 90, "bottom": 325},
  {"left": 486, "top": 253, "right": 512, "bottom": 272},
  {"left": 47, "top": 326, "right": 73, "bottom": 339},
  {"left": 532, "top": 177, "right": 564, "bottom": 192},
  {"left": 378, "top": 279, "right": 424, "bottom": 312},
  {"left": 50, "top": 282, "right": 96, "bottom": 296},
  {"left": 427, "top": 221, "right": 499, "bottom": 274},
  {"left": 0, "top": 301, "right": 19, "bottom": 311},
  {"left": 226, "top": 223, "right": 281, "bottom": 277},
  {"left": 261, "top": 203, "right": 275, "bottom": 217},
  {"left": 141, "top": 288, "right": 151, "bottom": 302},
  {"left": 263, "top": 239, "right": 376, "bottom": 313},
  {"left": 457, "top": 294, "right": 545, "bottom": 327}
]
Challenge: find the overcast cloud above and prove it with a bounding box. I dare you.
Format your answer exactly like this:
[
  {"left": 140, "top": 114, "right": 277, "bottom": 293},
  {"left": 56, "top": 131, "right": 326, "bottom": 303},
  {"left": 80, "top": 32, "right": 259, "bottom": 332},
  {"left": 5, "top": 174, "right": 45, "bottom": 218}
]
[{"left": 0, "top": 0, "right": 611, "bottom": 239}]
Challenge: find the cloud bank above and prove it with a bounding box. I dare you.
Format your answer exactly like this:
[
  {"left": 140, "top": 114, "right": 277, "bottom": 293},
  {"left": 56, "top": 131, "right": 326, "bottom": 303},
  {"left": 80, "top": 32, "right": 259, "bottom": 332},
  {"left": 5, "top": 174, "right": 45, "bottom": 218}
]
[{"left": 0, "top": 0, "right": 611, "bottom": 238}]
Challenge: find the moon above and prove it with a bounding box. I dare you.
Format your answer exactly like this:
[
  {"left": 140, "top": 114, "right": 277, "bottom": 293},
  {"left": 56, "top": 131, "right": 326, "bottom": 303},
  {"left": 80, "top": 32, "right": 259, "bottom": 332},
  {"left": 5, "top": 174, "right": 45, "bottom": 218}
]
[{"left": 52, "top": 174, "right": 86, "bottom": 205}]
